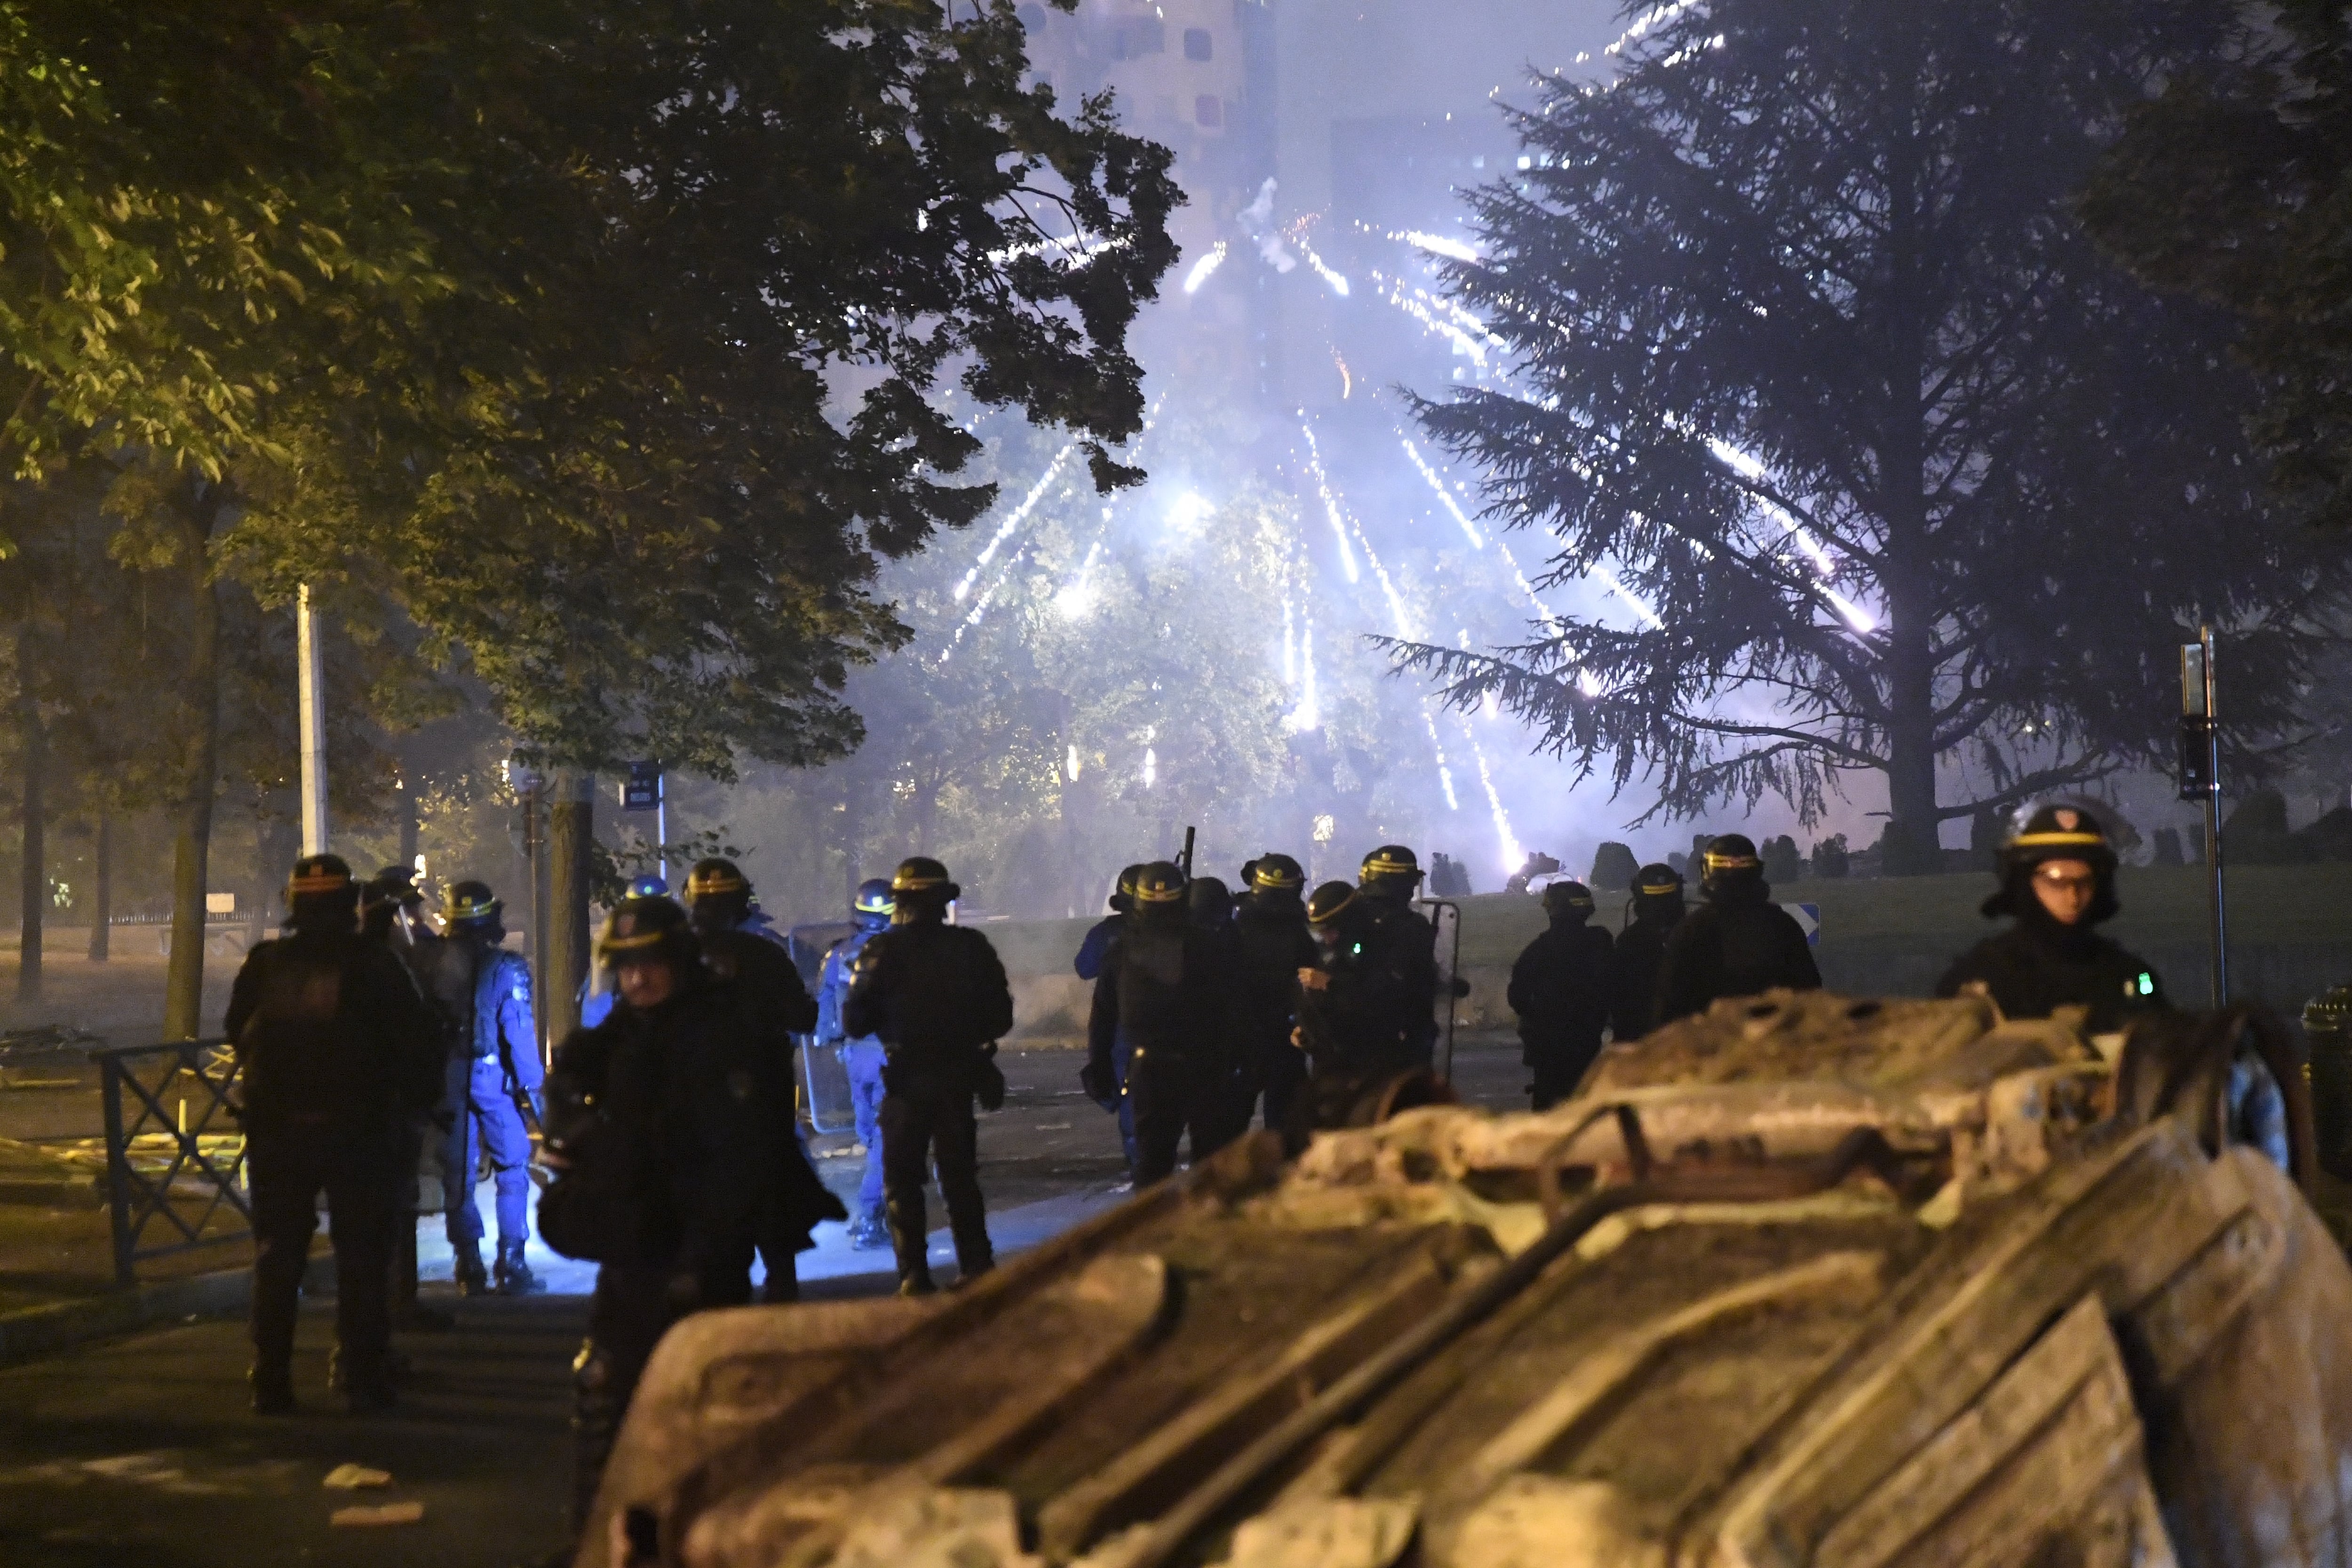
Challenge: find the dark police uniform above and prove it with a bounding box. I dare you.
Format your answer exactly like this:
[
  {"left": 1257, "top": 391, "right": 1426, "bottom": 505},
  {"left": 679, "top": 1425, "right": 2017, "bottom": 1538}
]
[
  {"left": 1293, "top": 883, "right": 1420, "bottom": 1146},
  {"left": 1087, "top": 866, "right": 1243, "bottom": 1185},
  {"left": 543, "top": 895, "right": 806, "bottom": 1533},
  {"left": 843, "top": 861, "right": 1014, "bottom": 1294},
  {"left": 1233, "top": 878, "right": 1318, "bottom": 1132},
  {"left": 1607, "top": 864, "right": 1686, "bottom": 1044},
  {"left": 226, "top": 860, "right": 440, "bottom": 1413},
  {"left": 1653, "top": 838, "right": 1820, "bottom": 1026},
  {"left": 1508, "top": 884, "right": 1613, "bottom": 1109},
  {"left": 1935, "top": 805, "right": 2166, "bottom": 1035}
]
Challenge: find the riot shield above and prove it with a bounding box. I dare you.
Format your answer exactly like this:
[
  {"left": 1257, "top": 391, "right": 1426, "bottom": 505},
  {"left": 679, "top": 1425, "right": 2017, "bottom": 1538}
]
[
  {"left": 1418, "top": 898, "right": 1464, "bottom": 1082},
  {"left": 786, "top": 921, "right": 858, "bottom": 1135}
]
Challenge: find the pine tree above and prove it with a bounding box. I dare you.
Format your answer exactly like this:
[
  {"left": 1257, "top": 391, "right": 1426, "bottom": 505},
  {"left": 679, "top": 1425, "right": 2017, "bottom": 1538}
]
[{"left": 1399, "top": 0, "right": 2345, "bottom": 871}]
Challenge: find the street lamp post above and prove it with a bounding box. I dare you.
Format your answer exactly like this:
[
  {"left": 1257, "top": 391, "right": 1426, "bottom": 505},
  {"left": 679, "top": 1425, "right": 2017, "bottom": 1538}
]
[{"left": 296, "top": 584, "right": 328, "bottom": 856}]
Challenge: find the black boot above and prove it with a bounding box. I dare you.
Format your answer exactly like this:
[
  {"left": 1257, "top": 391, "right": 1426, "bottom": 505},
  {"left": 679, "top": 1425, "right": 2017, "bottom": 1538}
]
[
  {"left": 454, "top": 1242, "right": 490, "bottom": 1297},
  {"left": 495, "top": 1240, "right": 546, "bottom": 1296},
  {"left": 572, "top": 1342, "right": 622, "bottom": 1539},
  {"left": 249, "top": 1361, "right": 295, "bottom": 1416},
  {"left": 886, "top": 1193, "right": 934, "bottom": 1296}
]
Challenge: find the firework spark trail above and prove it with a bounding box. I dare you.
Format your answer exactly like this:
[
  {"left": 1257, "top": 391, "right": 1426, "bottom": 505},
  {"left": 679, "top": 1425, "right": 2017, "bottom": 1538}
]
[
  {"left": 1462, "top": 719, "right": 1525, "bottom": 874},
  {"left": 1046, "top": 391, "right": 1169, "bottom": 606},
  {"left": 954, "top": 444, "right": 1076, "bottom": 601},
  {"left": 1182, "top": 241, "right": 1228, "bottom": 294},
  {"left": 1298, "top": 420, "right": 1361, "bottom": 583},
  {"left": 1303, "top": 419, "right": 1457, "bottom": 806},
  {"left": 1296, "top": 238, "right": 1351, "bottom": 298},
  {"left": 1702, "top": 437, "right": 1878, "bottom": 633}
]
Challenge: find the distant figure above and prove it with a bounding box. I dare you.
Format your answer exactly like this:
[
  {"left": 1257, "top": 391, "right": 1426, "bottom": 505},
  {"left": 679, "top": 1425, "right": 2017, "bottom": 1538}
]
[
  {"left": 684, "top": 858, "right": 836, "bottom": 1302},
  {"left": 1653, "top": 835, "right": 1821, "bottom": 1026},
  {"left": 1293, "top": 881, "right": 1422, "bottom": 1146},
  {"left": 1508, "top": 881, "right": 1613, "bottom": 1110},
  {"left": 1607, "top": 863, "right": 1687, "bottom": 1043},
  {"left": 843, "top": 857, "right": 1015, "bottom": 1295},
  {"left": 1076, "top": 862, "right": 1148, "bottom": 1171},
  {"left": 817, "top": 878, "right": 899, "bottom": 1250},
  {"left": 1089, "top": 862, "right": 1243, "bottom": 1184},
  {"left": 1074, "top": 863, "right": 1146, "bottom": 982},
  {"left": 1936, "top": 805, "right": 2167, "bottom": 1034},
  {"left": 1233, "top": 854, "right": 1318, "bottom": 1132},
  {"left": 226, "top": 856, "right": 440, "bottom": 1414},
  {"left": 361, "top": 868, "right": 455, "bottom": 1335},
  {"left": 435, "top": 880, "right": 543, "bottom": 1296},
  {"left": 1357, "top": 845, "right": 1463, "bottom": 1067}
]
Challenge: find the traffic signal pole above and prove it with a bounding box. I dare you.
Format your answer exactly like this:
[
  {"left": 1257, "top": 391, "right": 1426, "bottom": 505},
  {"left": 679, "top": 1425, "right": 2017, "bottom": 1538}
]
[{"left": 2180, "top": 626, "right": 2226, "bottom": 1006}]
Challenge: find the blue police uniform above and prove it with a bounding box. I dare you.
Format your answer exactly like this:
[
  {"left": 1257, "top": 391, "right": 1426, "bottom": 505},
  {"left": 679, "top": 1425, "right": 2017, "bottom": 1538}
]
[
  {"left": 445, "top": 942, "right": 541, "bottom": 1272},
  {"left": 1073, "top": 913, "right": 1139, "bottom": 1172},
  {"left": 818, "top": 918, "right": 890, "bottom": 1234}
]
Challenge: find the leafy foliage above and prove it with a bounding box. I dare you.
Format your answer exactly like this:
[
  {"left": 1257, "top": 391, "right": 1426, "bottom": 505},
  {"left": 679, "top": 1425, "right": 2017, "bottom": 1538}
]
[{"left": 2080, "top": 0, "right": 2352, "bottom": 533}]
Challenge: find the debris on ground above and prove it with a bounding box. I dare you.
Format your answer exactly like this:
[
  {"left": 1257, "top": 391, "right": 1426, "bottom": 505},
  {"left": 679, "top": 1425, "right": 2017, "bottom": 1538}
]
[
  {"left": 330, "top": 1501, "right": 424, "bottom": 1527},
  {"left": 322, "top": 1464, "right": 392, "bottom": 1490}
]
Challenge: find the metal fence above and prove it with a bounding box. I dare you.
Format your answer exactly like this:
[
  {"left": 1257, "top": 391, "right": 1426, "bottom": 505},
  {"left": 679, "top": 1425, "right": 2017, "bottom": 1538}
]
[{"left": 93, "top": 1038, "right": 251, "bottom": 1287}]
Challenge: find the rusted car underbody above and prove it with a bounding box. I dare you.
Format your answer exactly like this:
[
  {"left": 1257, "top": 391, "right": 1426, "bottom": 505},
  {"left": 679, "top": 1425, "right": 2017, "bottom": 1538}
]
[{"left": 581, "top": 991, "right": 2352, "bottom": 1567}]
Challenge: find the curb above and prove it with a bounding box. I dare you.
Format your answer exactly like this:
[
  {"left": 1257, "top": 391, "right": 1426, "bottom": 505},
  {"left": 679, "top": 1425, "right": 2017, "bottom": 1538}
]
[{"left": 0, "top": 1253, "right": 336, "bottom": 1370}]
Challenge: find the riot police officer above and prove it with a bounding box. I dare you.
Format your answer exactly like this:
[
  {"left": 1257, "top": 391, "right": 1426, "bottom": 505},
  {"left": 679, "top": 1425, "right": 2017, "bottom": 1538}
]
[
  {"left": 1653, "top": 835, "right": 1821, "bottom": 1026},
  {"left": 843, "top": 857, "right": 1015, "bottom": 1295},
  {"left": 437, "top": 880, "right": 544, "bottom": 1296},
  {"left": 1293, "top": 880, "right": 1421, "bottom": 1146},
  {"left": 1936, "top": 805, "right": 2167, "bottom": 1033},
  {"left": 1075, "top": 863, "right": 1147, "bottom": 981},
  {"left": 225, "top": 855, "right": 440, "bottom": 1413},
  {"left": 817, "top": 878, "right": 898, "bottom": 1249},
  {"left": 1608, "top": 863, "right": 1686, "bottom": 1043},
  {"left": 1087, "top": 862, "right": 1242, "bottom": 1185},
  {"left": 1356, "top": 845, "right": 1458, "bottom": 1067},
  {"left": 542, "top": 896, "right": 797, "bottom": 1535},
  {"left": 1233, "top": 853, "right": 1316, "bottom": 1132},
  {"left": 1508, "top": 881, "right": 1613, "bottom": 1109},
  {"left": 361, "top": 869, "right": 454, "bottom": 1333},
  {"left": 1077, "top": 862, "right": 1150, "bottom": 1172}
]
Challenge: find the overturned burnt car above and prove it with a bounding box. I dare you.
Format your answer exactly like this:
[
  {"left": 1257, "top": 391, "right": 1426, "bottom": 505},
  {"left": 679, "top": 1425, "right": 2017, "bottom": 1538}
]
[{"left": 581, "top": 990, "right": 2352, "bottom": 1567}]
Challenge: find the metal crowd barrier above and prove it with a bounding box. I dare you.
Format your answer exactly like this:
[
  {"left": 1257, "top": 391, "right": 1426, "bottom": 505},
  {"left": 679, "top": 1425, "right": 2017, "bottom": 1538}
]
[{"left": 92, "top": 1038, "right": 250, "bottom": 1287}]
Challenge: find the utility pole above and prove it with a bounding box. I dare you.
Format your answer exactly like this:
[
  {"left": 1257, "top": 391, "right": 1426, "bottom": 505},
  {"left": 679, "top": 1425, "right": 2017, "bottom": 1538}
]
[
  {"left": 296, "top": 584, "right": 328, "bottom": 855},
  {"left": 2179, "top": 627, "right": 2226, "bottom": 1006}
]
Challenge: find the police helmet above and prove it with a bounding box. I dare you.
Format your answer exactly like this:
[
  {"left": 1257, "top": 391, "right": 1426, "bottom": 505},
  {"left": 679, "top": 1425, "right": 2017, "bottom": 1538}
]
[
  {"left": 626, "top": 873, "right": 669, "bottom": 899},
  {"left": 1109, "top": 862, "right": 1147, "bottom": 914},
  {"left": 285, "top": 855, "right": 360, "bottom": 928},
  {"left": 1699, "top": 834, "right": 1763, "bottom": 891},
  {"left": 1632, "top": 862, "right": 1685, "bottom": 898},
  {"left": 685, "top": 858, "right": 750, "bottom": 903},
  {"left": 598, "top": 894, "right": 695, "bottom": 967},
  {"left": 1986, "top": 804, "right": 2119, "bottom": 923},
  {"left": 853, "top": 878, "right": 896, "bottom": 918},
  {"left": 1305, "top": 880, "right": 1360, "bottom": 927},
  {"left": 1249, "top": 852, "right": 1306, "bottom": 893},
  {"left": 1359, "top": 844, "right": 1423, "bottom": 892},
  {"left": 1188, "top": 874, "right": 1234, "bottom": 927},
  {"left": 443, "top": 878, "right": 503, "bottom": 928},
  {"left": 891, "top": 856, "right": 960, "bottom": 911},
  {"left": 1131, "top": 861, "right": 1187, "bottom": 909},
  {"left": 1542, "top": 879, "right": 1597, "bottom": 919},
  {"left": 361, "top": 867, "right": 422, "bottom": 913}
]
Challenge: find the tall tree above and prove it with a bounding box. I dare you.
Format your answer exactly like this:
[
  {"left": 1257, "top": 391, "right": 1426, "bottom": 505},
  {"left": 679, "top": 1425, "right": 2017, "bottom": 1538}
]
[
  {"left": 2080, "top": 0, "right": 2352, "bottom": 533},
  {"left": 1400, "top": 0, "right": 2344, "bottom": 869}
]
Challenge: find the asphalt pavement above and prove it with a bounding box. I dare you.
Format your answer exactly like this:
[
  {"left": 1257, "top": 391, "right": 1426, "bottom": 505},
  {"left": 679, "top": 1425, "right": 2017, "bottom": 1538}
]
[{"left": 0, "top": 1035, "right": 1534, "bottom": 1568}]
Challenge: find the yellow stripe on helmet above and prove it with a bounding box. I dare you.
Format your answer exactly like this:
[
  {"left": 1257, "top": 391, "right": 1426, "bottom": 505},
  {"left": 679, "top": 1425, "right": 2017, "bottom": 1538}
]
[
  {"left": 686, "top": 871, "right": 747, "bottom": 897},
  {"left": 445, "top": 897, "right": 499, "bottom": 921},
  {"left": 892, "top": 874, "right": 950, "bottom": 891},
  {"left": 2011, "top": 830, "right": 2106, "bottom": 848},
  {"left": 287, "top": 874, "right": 352, "bottom": 895},
  {"left": 1702, "top": 852, "right": 1760, "bottom": 870},
  {"left": 1307, "top": 887, "right": 1357, "bottom": 925}
]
